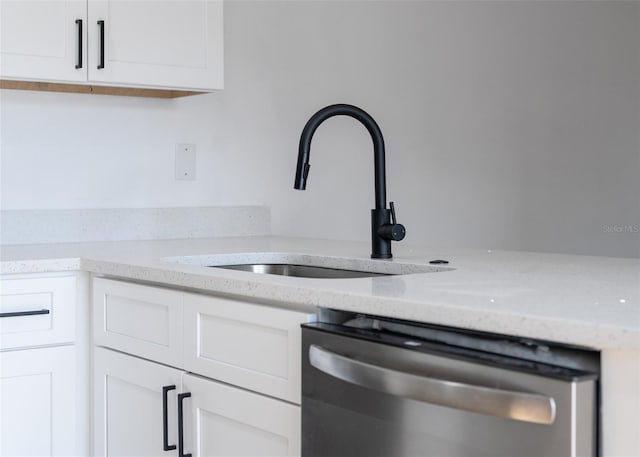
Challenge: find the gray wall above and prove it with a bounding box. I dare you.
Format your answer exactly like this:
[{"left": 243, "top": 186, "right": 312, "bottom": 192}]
[{"left": 2, "top": 1, "right": 638, "bottom": 257}]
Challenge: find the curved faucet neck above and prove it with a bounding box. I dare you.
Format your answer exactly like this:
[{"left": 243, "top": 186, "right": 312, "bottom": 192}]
[{"left": 294, "top": 103, "right": 387, "bottom": 210}]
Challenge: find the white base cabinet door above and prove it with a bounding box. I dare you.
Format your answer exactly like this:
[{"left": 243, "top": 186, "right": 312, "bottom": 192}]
[
  {"left": 0, "top": 345, "right": 76, "bottom": 457},
  {"left": 93, "top": 347, "right": 183, "bottom": 457},
  {"left": 94, "top": 347, "right": 301, "bottom": 457},
  {"left": 182, "top": 373, "right": 301, "bottom": 457}
]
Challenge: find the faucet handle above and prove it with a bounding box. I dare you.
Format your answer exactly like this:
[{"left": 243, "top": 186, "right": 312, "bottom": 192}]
[
  {"left": 378, "top": 202, "right": 406, "bottom": 242},
  {"left": 390, "top": 201, "right": 398, "bottom": 225}
]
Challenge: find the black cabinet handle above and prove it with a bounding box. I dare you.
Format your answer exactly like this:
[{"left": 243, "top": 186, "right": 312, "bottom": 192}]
[
  {"left": 97, "top": 20, "right": 105, "bottom": 69},
  {"left": 75, "top": 19, "right": 82, "bottom": 69},
  {"left": 177, "top": 392, "right": 191, "bottom": 457},
  {"left": 0, "top": 309, "right": 50, "bottom": 318},
  {"left": 162, "top": 385, "right": 177, "bottom": 451}
]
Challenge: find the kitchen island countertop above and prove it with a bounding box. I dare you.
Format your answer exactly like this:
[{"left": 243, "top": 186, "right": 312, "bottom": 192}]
[{"left": 1, "top": 236, "right": 638, "bottom": 351}]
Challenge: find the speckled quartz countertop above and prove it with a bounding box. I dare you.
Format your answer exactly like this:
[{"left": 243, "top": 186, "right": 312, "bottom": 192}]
[{"left": 1, "top": 236, "right": 639, "bottom": 351}]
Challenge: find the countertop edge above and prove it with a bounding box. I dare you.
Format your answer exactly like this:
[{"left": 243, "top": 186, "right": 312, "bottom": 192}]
[{"left": 1, "top": 241, "right": 638, "bottom": 352}]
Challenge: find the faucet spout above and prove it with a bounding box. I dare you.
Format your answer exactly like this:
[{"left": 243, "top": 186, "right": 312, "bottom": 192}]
[
  {"left": 294, "top": 104, "right": 387, "bottom": 210},
  {"left": 294, "top": 104, "right": 405, "bottom": 259}
]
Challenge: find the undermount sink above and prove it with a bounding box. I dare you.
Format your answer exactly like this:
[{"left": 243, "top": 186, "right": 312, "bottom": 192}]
[
  {"left": 212, "top": 263, "right": 390, "bottom": 279},
  {"left": 162, "top": 252, "right": 453, "bottom": 279}
]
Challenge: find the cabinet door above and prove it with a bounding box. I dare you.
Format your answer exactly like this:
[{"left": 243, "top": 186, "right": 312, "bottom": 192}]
[
  {"left": 0, "top": 346, "right": 76, "bottom": 457},
  {"left": 93, "top": 347, "right": 183, "bottom": 457},
  {"left": 184, "top": 293, "right": 313, "bottom": 404},
  {"left": 182, "top": 373, "right": 300, "bottom": 457},
  {"left": 87, "top": 0, "right": 223, "bottom": 90},
  {"left": 0, "top": 0, "right": 86, "bottom": 82}
]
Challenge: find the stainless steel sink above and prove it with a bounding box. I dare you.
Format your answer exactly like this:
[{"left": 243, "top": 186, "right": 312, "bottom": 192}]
[
  {"left": 211, "top": 263, "right": 391, "bottom": 279},
  {"left": 162, "top": 252, "right": 452, "bottom": 278}
]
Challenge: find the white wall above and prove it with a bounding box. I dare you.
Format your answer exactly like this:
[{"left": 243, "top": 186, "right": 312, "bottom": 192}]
[
  {"left": 0, "top": 88, "right": 262, "bottom": 209},
  {"left": 1, "top": 1, "right": 638, "bottom": 258}
]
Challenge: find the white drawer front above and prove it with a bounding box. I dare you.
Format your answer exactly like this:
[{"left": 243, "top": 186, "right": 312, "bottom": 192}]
[
  {"left": 0, "top": 275, "right": 76, "bottom": 349},
  {"left": 184, "top": 293, "right": 313, "bottom": 404},
  {"left": 93, "top": 278, "right": 183, "bottom": 367}
]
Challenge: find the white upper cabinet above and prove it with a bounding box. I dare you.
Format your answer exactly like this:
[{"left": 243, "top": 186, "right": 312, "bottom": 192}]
[
  {"left": 87, "top": 0, "right": 223, "bottom": 90},
  {"left": 0, "top": 0, "right": 223, "bottom": 92},
  {"left": 0, "top": 0, "right": 87, "bottom": 82}
]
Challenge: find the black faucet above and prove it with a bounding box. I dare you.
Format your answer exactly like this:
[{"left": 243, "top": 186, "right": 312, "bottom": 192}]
[{"left": 294, "top": 104, "right": 406, "bottom": 259}]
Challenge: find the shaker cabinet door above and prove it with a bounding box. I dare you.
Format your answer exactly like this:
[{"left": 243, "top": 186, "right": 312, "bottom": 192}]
[
  {"left": 0, "top": 0, "right": 87, "bottom": 82},
  {"left": 93, "top": 347, "right": 184, "bottom": 457},
  {"left": 1, "top": 0, "right": 223, "bottom": 91},
  {"left": 87, "top": 0, "right": 223, "bottom": 90},
  {"left": 182, "top": 373, "right": 301, "bottom": 457},
  {"left": 0, "top": 346, "right": 77, "bottom": 457}
]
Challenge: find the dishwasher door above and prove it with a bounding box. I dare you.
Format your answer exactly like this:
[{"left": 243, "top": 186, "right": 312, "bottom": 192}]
[{"left": 302, "top": 323, "right": 598, "bottom": 457}]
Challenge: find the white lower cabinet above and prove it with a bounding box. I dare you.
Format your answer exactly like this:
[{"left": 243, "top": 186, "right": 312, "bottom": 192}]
[
  {"left": 93, "top": 277, "right": 184, "bottom": 368},
  {"left": 93, "top": 347, "right": 183, "bottom": 457},
  {"left": 94, "top": 346, "right": 301, "bottom": 457},
  {"left": 0, "top": 345, "right": 76, "bottom": 457},
  {"left": 1, "top": 272, "right": 87, "bottom": 457},
  {"left": 182, "top": 373, "right": 300, "bottom": 457},
  {"left": 1, "top": 274, "right": 77, "bottom": 350},
  {"left": 183, "top": 293, "right": 311, "bottom": 404},
  {"left": 92, "top": 277, "right": 312, "bottom": 456}
]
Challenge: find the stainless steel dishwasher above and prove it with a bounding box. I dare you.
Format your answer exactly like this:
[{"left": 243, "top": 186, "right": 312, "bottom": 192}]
[{"left": 302, "top": 310, "right": 599, "bottom": 457}]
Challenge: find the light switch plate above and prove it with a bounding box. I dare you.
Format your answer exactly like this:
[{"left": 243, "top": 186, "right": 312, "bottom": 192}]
[{"left": 175, "top": 143, "right": 196, "bottom": 181}]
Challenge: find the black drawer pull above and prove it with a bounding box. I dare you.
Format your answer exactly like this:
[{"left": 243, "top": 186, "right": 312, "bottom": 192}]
[
  {"left": 0, "top": 309, "right": 50, "bottom": 318},
  {"left": 162, "top": 385, "right": 177, "bottom": 451},
  {"left": 97, "top": 20, "right": 105, "bottom": 69},
  {"left": 75, "top": 19, "right": 83, "bottom": 69},
  {"left": 178, "top": 392, "right": 191, "bottom": 457}
]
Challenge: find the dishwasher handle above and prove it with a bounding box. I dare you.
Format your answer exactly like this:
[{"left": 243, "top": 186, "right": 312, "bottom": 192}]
[{"left": 309, "top": 344, "right": 557, "bottom": 425}]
